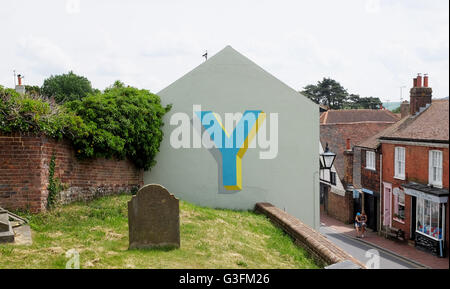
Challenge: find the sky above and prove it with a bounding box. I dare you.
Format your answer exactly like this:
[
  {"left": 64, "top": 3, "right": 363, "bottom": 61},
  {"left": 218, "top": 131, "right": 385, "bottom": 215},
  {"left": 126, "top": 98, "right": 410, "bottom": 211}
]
[{"left": 1, "top": 0, "right": 449, "bottom": 102}]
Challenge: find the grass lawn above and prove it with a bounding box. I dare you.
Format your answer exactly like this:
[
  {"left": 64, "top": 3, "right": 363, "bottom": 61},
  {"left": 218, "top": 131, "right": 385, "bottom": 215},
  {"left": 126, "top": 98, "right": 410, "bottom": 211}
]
[{"left": 0, "top": 194, "right": 319, "bottom": 269}]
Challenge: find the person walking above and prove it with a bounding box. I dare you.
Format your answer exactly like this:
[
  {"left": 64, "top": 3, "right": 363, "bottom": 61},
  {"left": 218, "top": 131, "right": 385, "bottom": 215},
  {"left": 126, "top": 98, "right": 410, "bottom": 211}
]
[
  {"left": 360, "top": 211, "right": 368, "bottom": 238},
  {"left": 355, "top": 212, "right": 362, "bottom": 238}
]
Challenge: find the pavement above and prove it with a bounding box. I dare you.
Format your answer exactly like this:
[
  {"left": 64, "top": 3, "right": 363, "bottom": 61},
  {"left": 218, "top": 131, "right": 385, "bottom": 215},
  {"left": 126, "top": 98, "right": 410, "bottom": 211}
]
[{"left": 320, "top": 213, "right": 449, "bottom": 269}]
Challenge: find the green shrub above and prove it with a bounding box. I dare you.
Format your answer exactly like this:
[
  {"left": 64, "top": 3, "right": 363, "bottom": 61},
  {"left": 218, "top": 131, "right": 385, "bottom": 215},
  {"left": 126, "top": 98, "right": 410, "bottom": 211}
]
[
  {"left": 1, "top": 81, "right": 170, "bottom": 170},
  {"left": 0, "top": 85, "right": 85, "bottom": 138},
  {"left": 64, "top": 81, "right": 171, "bottom": 170}
]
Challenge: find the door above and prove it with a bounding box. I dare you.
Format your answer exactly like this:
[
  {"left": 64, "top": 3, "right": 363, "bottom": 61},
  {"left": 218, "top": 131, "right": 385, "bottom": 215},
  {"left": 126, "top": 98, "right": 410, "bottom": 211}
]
[
  {"left": 410, "top": 196, "right": 416, "bottom": 240},
  {"left": 383, "top": 184, "right": 392, "bottom": 227},
  {"left": 364, "top": 194, "right": 377, "bottom": 232}
]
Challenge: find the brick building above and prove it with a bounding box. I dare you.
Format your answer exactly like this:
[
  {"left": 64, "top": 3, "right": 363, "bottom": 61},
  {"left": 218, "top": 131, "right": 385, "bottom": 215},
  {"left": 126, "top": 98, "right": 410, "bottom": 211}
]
[
  {"left": 379, "top": 74, "right": 449, "bottom": 257},
  {"left": 353, "top": 116, "right": 412, "bottom": 232},
  {"left": 320, "top": 108, "right": 400, "bottom": 223}
]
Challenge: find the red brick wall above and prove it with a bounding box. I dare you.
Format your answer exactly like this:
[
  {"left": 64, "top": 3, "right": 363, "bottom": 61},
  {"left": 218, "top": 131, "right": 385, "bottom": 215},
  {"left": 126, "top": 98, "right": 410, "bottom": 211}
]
[
  {"left": 327, "top": 190, "right": 354, "bottom": 224},
  {"left": 0, "top": 133, "right": 43, "bottom": 212},
  {"left": 0, "top": 132, "right": 143, "bottom": 212},
  {"left": 382, "top": 143, "right": 449, "bottom": 249}
]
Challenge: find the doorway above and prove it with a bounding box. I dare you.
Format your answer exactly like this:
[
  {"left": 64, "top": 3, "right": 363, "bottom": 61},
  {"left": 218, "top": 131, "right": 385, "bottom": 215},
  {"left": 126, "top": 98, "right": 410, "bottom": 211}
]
[
  {"left": 383, "top": 183, "right": 392, "bottom": 227},
  {"left": 364, "top": 194, "right": 378, "bottom": 232},
  {"left": 410, "top": 196, "right": 416, "bottom": 240}
]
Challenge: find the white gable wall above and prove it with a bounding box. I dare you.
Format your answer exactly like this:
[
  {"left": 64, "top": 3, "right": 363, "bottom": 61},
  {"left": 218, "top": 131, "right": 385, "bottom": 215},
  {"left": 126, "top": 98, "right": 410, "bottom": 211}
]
[{"left": 144, "top": 46, "right": 320, "bottom": 229}]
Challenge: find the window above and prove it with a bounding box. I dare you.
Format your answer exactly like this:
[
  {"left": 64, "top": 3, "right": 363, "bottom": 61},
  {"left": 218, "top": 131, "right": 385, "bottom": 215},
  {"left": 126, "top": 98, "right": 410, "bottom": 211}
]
[
  {"left": 429, "top": 150, "right": 443, "bottom": 187},
  {"left": 393, "top": 188, "right": 405, "bottom": 220},
  {"left": 330, "top": 171, "right": 336, "bottom": 186},
  {"left": 416, "top": 198, "right": 444, "bottom": 240},
  {"left": 394, "top": 147, "right": 405, "bottom": 179},
  {"left": 366, "top": 151, "right": 376, "bottom": 170}
]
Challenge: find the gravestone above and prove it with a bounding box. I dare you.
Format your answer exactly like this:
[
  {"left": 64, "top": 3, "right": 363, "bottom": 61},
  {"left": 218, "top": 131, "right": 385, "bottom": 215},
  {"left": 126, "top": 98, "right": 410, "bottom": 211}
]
[
  {"left": 128, "top": 184, "right": 180, "bottom": 249},
  {"left": 0, "top": 209, "right": 15, "bottom": 243}
]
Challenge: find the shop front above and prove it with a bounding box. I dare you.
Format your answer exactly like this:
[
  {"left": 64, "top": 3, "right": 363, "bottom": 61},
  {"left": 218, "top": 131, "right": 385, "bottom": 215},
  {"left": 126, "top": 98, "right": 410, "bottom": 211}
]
[{"left": 403, "top": 182, "right": 448, "bottom": 258}]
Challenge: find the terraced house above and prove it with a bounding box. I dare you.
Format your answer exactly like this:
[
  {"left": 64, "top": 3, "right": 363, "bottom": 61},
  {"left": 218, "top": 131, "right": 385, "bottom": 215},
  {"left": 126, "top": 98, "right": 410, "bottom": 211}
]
[{"left": 379, "top": 75, "right": 449, "bottom": 257}]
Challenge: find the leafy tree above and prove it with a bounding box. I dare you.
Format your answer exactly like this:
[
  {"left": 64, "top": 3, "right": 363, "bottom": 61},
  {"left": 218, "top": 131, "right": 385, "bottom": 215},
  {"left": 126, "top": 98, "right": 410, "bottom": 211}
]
[
  {"left": 301, "top": 78, "right": 348, "bottom": 109},
  {"left": 302, "top": 78, "right": 382, "bottom": 110},
  {"left": 41, "top": 71, "right": 93, "bottom": 104}
]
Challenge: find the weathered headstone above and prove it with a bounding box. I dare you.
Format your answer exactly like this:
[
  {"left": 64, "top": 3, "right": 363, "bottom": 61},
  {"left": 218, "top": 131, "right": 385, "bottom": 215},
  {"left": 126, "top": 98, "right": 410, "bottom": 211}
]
[
  {"left": 0, "top": 209, "right": 15, "bottom": 243},
  {"left": 128, "top": 184, "right": 180, "bottom": 249}
]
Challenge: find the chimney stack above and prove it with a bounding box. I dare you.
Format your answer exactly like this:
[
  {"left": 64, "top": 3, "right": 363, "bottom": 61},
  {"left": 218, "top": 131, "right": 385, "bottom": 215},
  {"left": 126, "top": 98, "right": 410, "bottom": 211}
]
[
  {"left": 15, "top": 74, "right": 25, "bottom": 95},
  {"left": 400, "top": 100, "right": 410, "bottom": 118},
  {"left": 343, "top": 139, "right": 353, "bottom": 187},
  {"left": 410, "top": 73, "right": 432, "bottom": 115}
]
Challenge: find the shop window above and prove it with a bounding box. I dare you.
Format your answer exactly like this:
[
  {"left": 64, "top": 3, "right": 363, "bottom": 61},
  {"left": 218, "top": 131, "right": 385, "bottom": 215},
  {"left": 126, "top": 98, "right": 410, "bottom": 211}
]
[
  {"left": 416, "top": 198, "right": 444, "bottom": 240},
  {"left": 429, "top": 150, "right": 443, "bottom": 188}
]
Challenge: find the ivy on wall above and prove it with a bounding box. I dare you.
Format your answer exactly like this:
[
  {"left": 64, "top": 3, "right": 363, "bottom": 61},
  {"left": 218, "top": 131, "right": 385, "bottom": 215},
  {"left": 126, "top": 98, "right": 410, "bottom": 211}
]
[{"left": 0, "top": 82, "right": 170, "bottom": 170}]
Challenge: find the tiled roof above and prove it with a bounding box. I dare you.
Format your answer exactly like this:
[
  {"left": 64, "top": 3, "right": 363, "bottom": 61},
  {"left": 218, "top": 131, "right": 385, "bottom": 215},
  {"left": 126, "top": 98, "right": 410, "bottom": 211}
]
[
  {"left": 320, "top": 109, "right": 400, "bottom": 124},
  {"left": 381, "top": 99, "right": 449, "bottom": 142},
  {"left": 357, "top": 99, "right": 449, "bottom": 148},
  {"left": 320, "top": 122, "right": 395, "bottom": 182},
  {"left": 356, "top": 117, "right": 409, "bottom": 149}
]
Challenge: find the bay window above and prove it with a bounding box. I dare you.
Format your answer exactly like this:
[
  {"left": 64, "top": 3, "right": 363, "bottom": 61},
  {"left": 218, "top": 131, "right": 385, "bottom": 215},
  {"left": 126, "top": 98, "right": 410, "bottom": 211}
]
[{"left": 416, "top": 198, "right": 445, "bottom": 240}]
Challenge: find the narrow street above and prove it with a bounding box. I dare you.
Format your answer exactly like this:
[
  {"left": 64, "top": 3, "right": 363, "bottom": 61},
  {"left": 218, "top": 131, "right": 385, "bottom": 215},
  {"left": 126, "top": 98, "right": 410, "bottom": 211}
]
[{"left": 319, "top": 224, "right": 424, "bottom": 269}]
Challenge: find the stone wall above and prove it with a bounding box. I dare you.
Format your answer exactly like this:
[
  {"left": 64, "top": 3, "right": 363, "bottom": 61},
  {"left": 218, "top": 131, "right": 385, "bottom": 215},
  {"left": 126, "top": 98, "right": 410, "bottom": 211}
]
[{"left": 0, "top": 132, "right": 143, "bottom": 212}]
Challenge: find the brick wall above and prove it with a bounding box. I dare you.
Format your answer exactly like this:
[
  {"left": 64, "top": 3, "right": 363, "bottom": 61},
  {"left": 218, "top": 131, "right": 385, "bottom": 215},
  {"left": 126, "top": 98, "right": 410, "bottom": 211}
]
[
  {"left": 0, "top": 133, "right": 143, "bottom": 212},
  {"left": 326, "top": 189, "right": 354, "bottom": 224},
  {"left": 382, "top": 143, "right": 449, "bottom": 250}
]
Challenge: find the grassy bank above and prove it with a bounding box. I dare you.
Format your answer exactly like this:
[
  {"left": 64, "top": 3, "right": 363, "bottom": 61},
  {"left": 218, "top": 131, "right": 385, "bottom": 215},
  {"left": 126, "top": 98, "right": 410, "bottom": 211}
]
[{"left": 0, "top": 194, "right": 319, "bottom": 269}]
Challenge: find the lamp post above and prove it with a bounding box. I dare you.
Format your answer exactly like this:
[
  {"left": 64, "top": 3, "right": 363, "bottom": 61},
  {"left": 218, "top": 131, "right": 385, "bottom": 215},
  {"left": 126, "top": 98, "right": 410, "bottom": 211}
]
[
  {"left": 320, "top": 143, "right": 337, "bottom": 185},
  {"left": 321, "top": 143, "right": 336, "bottom": 170}
]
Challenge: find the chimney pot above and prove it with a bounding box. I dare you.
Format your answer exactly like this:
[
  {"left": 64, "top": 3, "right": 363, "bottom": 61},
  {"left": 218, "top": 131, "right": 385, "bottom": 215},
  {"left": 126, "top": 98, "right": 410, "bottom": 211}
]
[
  {"left": 416, "top": 73, "right": 422, "bottom": 88},
  {"left": 346, "top": 138, "right": 351, "bottom": 150},
  {"left": 423, "top": 74, "right": 429, "bottom": 87},
  {"left": 413, "top": 78, "right": 417, "bottom": 87}
]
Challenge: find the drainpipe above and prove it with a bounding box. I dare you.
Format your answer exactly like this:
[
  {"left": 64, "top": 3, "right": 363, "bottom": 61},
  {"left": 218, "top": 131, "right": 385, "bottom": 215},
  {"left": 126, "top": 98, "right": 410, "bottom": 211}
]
[{"left": 379, "top": 153, "right": 383, "bottom": 235}]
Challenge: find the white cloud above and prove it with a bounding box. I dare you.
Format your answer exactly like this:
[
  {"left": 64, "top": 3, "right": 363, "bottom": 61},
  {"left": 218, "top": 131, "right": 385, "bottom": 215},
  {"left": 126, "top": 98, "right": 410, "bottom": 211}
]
[{"left": 0, "top": 0, "right": 448, "bottom": 100}]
